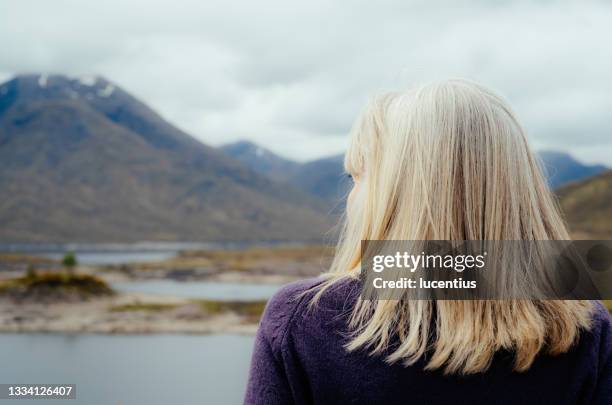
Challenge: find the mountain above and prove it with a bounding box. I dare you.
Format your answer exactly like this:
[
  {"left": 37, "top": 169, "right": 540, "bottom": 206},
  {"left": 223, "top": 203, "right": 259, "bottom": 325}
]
[
  {"left": 221, "top": 141, "right": 607, "bottom": 205},
  {"left": 557, "top": 170, "right": 612, "bottom": 239},
  {"left": 289, "top": 154, "right": 349, "bottom": 203},
  {"left": 220, "top": 141, "right": 349, "bottom": 205},
  {"left": 0, "top": 74, "right": 332, "bottom": 243},
  {"left": 538, "top": 151, "right": 607, "bottom": 189},
  {"left": 219, "top": 141, "right": 300, "bottom": 183}
]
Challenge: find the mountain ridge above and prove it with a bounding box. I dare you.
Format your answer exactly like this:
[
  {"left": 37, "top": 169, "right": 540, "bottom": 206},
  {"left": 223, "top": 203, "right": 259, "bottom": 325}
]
[
  {"left": 220, "top": 141, "right": 300, "bottom": 183},
  {"left": 0, "top": 74, "right": 333, "bottom": 243},
  {"left": 538, "top": 150, "right": 607, "bottom": 189},
  {"left": 219, "top": 140, "right": 607, "bottom": 203}
]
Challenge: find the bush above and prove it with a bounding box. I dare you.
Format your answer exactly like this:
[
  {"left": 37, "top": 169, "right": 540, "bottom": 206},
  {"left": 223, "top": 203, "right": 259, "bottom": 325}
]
[{"left": 62, "top": 252, "right": 77, "bottom": 270}]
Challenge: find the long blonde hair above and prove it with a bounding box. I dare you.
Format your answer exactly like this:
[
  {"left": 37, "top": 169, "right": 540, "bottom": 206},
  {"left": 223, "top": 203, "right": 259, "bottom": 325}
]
[{"left": 316, "top": 79, "right": 593, "bottom": 375}]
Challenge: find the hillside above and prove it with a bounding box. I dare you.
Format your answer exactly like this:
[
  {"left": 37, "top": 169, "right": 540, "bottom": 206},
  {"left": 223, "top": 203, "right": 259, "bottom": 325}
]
[
  {"left": 557, "top": 170, "right": 612, "bottom": 239},
  {"left": 0, "top": 74, "right": 332, "bottom": 243}
]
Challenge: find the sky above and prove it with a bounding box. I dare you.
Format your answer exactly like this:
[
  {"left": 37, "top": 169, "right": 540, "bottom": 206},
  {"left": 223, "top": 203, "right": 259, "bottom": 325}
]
[{"left": 1, "top": 0, "right": 611, "bottom": 164}]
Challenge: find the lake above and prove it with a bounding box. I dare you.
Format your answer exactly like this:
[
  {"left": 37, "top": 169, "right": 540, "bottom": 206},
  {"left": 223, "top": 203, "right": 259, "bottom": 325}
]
[
  {"left": 0, "top": 242, "right": 203, "bottom": 265},
  {"left": 0, "top": 246, "right": 283, "bottom": 404},
  {"left": 0, "top": 333, "right": 255, "bottom": 405},
  {"left": 42, "top": 251, "right": 178, "bottom": 265},
  {"left": 113, "top": 280, "right": 282, "bottom": 301},
  {"left": 16, "top": 245, "right": 286, "bottom": 300},
  {"left": 0, "top": 241, "right": 296, "bottom": 265}
]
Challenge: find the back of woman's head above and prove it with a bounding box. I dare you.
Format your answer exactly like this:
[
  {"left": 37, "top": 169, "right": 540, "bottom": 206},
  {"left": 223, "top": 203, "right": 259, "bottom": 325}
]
[{"left": 323, "top": 79, "right": 593, "bottom": 375}]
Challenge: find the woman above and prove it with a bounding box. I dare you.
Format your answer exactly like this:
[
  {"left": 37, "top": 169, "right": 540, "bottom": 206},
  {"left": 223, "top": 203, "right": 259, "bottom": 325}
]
[{"left": 244, "top": 80, "right": 612, "bottom": 404}]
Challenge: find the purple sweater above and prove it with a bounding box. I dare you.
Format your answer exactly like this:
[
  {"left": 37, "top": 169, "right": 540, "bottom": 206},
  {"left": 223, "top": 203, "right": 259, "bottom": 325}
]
[{"left": 245, "top": 277, "right": 612, "bottom": 405}]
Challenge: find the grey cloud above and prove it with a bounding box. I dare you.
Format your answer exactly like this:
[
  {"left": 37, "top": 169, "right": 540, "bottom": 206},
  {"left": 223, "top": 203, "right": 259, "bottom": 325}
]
[{"left": 1, "top": 0, "right": 611, "bottom": 164}]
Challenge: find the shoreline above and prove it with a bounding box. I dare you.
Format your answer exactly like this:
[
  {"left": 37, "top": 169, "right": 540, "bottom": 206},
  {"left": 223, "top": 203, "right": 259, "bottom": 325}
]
[
  {"left": 0, "top": 292, "right": 261, "bottom": 335},
  {"left": 0, "top": 245, "right": 332, "bottom": 334}
]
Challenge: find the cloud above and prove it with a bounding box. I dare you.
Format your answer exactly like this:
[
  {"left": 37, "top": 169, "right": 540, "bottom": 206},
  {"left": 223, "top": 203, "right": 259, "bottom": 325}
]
[{"left": 1, "top": 0, "right": 611, "bottom": 164}]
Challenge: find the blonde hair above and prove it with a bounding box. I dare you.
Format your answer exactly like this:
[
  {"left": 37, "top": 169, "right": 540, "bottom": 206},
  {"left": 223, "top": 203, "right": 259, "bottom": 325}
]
[{"left": 315, "top": 79, "right": 593, "bottom": 375}]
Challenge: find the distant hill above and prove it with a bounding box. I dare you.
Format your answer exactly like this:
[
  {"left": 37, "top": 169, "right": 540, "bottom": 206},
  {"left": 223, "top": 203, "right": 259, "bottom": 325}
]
[
  {"left": 0, "top": 74, "right": 332, "bottom": 243},
  {"left": 557, "top": 170, "right": 612, "bottom": 239},
  {"left": 538, "top": 151, "right": 607, "bottom": 189},
  {"left": 220, "top": 141, "right": 349, "bottom": 205},
  {"left": 220, "top": 141, "right": 300, "bottom": 183},
  {"left": 220, "top": 141, "right": 606, "bottom": 205},
  {"left": 289, "top": 155, "right": 349, "bottom": 203}
]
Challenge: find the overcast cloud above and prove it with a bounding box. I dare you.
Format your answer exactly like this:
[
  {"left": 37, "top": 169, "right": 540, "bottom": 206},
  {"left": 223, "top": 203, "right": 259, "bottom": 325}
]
[{"left": 1, "top": 0, "right": 611, "bottom": 164}]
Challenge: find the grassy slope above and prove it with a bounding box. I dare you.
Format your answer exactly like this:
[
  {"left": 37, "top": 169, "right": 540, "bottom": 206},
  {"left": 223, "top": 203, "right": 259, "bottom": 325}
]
[{"left": 557, "top": 170, "right": 612, "bottom": 239}]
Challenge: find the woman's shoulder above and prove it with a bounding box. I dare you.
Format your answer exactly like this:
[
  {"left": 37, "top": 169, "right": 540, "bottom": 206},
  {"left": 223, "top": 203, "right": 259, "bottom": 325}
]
[
  {"left": 563, "top": 301, "right": 612, "bottom": 384},
  {"left": 588, "top": 301, "right": 612, "bottom": 353},
  {"left": 581, "top": 301, "right": 612, "bottom": 403},
  {"left": 258, "top": 276, "right": 360, "bottom": 351}
]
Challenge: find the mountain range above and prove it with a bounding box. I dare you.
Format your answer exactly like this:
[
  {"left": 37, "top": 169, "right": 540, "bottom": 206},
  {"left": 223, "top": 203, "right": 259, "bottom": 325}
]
[
  {"left": 220, "top": 141, "right": 607, "bottom": 199},
  {"left": 0, "top": 74, "right": 332, "bottom": 243},
  {"left": 220, "top": 141, "right": 611, "bottom": 238},
  {"left": 538, "top": 151, "right": 607, "bottom": 189},
  {"left": 220, "top": 141, "right": 350, "bottom": 204},
  {"left": 0, "top": 74, "right": 608, "bottom": 243}
]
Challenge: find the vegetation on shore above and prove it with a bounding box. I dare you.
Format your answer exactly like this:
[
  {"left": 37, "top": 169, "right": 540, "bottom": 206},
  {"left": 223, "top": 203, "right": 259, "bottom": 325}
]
[
  {"left": 196, "top": 299, "right": 266, "bottom": 318},
  {"left": 109, "top": 302, "right": 179, "bottom": 312},
  {"left": 0, "top": 271, "right": 114, "bottom": 302}
]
